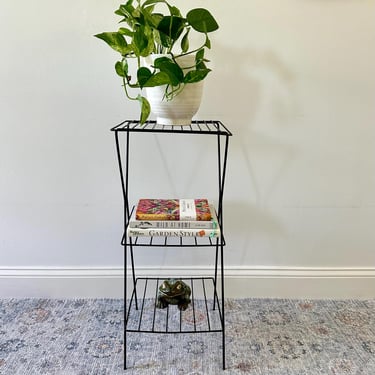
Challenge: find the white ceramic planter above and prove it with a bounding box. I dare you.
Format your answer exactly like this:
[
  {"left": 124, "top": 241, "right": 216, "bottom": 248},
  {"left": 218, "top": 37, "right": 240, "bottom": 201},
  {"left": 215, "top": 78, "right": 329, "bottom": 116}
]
[{"left": 143, "top": 54, "right": 204, "bottom": 126}]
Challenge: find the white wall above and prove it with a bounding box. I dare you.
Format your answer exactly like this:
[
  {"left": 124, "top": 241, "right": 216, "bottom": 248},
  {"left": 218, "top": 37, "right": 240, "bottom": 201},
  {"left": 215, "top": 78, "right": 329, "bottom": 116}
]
[{"left": 1, "top": 0, "right": 374, "bottom": 297}]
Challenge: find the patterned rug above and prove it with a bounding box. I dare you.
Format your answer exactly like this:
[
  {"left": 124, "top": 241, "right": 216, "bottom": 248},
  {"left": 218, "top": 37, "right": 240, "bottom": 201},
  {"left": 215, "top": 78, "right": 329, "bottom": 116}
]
[{"left": 0, "top": 298, "right": 374, "bottom": 374}]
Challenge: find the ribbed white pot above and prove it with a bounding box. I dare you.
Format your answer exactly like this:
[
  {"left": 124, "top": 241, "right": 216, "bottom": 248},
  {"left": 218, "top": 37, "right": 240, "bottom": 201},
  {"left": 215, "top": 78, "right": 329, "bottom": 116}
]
[{"left": 143, "top": 54, "right": 204, "bottom": 126}]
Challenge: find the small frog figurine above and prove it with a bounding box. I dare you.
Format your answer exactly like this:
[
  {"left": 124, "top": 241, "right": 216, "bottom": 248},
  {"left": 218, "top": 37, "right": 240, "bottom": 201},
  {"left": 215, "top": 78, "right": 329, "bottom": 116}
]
[{"left": 156, "top": 279, "right": 191, "bottom": 311}]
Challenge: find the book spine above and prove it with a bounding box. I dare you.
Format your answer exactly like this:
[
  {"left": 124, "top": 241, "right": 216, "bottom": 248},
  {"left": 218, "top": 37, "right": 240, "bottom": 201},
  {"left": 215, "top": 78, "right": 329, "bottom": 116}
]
[
  {"left": 129, "top": 220, "right": 216, "bottom": 229},
  {"left": 127, "top": 227, "right": 220, "bottom": 238}
]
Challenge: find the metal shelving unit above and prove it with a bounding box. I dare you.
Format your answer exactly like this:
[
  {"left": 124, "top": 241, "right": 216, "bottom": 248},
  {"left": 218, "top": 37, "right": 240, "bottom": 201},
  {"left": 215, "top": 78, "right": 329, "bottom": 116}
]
[{"left": 111, "top": 120, "right": 232, "bottom": 370}]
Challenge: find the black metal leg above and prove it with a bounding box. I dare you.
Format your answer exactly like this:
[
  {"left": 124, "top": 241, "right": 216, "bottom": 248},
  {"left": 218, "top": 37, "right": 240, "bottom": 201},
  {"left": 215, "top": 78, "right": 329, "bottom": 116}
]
[
  {"left": 115, "top": 131, "right": 128, "bottom": 370},
  {"left": 213, "top": 240, "right": 219, "bottom": 310},
  {"left": 216, "top": 133, "right": 229, "bottom": 370},
  {"left": 123, "top": 238, "right": 127, "bottom": 369},
  {"left": 129, "top": 242, "right": 138, "bottom": 310},
  {"left": 221, "top": 241, "right": 225, "bottom": 370}
]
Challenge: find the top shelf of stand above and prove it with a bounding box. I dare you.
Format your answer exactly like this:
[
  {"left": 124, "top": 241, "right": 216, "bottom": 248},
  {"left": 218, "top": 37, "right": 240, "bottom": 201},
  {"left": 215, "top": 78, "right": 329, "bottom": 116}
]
[{"left": 111, "top": 120, "right": 232, "bottom": 136}]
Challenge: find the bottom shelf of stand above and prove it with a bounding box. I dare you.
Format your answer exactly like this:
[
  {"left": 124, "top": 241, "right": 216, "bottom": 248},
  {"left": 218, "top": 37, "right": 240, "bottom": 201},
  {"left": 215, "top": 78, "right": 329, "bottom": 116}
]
[{"left": 126, "top": 277, "right": 224, "bottom": 334}]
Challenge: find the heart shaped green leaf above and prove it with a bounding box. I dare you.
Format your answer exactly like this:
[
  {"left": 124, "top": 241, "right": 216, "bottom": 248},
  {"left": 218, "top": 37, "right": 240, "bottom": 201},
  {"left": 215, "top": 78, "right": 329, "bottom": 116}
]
[
  {"left": 186, "top": 9, "right": 219, "bottom": 33},
  {"left": 153, "top": 57, "right": 183, "bottom": 85},
  {"left": 94, "top": 32, "right": 130, "bottom": 55},
  {"left": 183, "top": 69, "right": 211, "bottom": 84},
  {"left": 137, "top": 67, "right": 152, "bottom": 88}
]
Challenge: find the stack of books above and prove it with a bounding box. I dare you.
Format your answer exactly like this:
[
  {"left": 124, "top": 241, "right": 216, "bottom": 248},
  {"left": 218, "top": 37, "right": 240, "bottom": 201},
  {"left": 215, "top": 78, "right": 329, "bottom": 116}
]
[{"left": 127, "top": 198, "right": 220, "bottom": 238}]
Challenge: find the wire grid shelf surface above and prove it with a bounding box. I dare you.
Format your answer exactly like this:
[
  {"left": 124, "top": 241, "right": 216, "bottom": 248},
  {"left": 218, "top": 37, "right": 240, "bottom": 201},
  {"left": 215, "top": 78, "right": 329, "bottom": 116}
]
[
  {"left": 126, "top": 277, "right": 223, "bottom": 334},
  {"left": 111, "top": 119, "right": 232, "bottom": 136},
  {"left": 123, "top": 235, "right": 226, "bottom": 247}
]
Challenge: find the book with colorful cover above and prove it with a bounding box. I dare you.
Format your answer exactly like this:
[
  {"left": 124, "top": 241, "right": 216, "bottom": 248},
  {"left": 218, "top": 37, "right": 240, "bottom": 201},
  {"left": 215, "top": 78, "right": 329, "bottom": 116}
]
[
  {"left": 135, "top": 198, "right": 212, "bottom": 221},
  {"left": 127, "top": 205, "right": 220, "bottom": 237},
  {"left": 129, "top": 205, "right": 217, "bottom": 229}
]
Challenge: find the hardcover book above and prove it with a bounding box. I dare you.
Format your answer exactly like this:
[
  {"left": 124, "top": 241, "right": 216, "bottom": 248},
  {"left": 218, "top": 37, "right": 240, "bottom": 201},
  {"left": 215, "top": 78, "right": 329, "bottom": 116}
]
[
  {"left": 127, "top": 205, "right": 220, "bottom": 238},
  {"left": 129, "top": 205, "right": 217, "bottom": 229},
  {"left": 135, "top": 198, "right": 212, "bottom": 221}
]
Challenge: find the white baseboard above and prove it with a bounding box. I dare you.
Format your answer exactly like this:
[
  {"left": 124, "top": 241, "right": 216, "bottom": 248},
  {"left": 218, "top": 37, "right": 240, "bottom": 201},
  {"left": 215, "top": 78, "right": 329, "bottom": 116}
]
[{"left": 0, "top": 266, "right": 374, "bottom": 299}]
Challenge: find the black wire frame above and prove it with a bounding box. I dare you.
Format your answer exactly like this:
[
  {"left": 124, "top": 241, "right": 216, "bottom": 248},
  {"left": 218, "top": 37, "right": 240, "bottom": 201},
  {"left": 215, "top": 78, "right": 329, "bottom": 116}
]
[{"left": 112, "top": 120, "right": 231, "bottom": 370}]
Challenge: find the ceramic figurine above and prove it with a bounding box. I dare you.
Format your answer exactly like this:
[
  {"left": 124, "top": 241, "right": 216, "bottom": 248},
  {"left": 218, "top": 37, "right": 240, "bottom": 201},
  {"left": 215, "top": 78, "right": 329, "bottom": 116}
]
[{"left": 156, "top": 279, "right": 191, "bottom": 311}]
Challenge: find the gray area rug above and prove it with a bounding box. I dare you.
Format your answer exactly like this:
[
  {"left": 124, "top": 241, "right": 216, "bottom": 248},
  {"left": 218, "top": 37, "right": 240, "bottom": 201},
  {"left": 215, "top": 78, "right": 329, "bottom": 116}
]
[{"left": 0, "top": 298, "right": 374, "bottom": 374}]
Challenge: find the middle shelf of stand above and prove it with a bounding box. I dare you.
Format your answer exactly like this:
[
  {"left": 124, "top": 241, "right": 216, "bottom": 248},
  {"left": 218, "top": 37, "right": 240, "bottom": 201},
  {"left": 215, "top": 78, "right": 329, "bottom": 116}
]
[
  {"left": 123, "top": 205, "right": 226, "bottom": 247},
  {"left": 126, "top": 277, "right": 224, "bottom": 334},
  {"left": 122, "top": 234, "right": 225, "bottom": 247}
]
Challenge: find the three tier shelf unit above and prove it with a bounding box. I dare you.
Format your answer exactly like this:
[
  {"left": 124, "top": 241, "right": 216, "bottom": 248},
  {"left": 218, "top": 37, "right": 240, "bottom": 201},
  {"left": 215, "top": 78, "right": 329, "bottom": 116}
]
[{"left": 111, "top": 119, "right": 232, "bottom": 370}]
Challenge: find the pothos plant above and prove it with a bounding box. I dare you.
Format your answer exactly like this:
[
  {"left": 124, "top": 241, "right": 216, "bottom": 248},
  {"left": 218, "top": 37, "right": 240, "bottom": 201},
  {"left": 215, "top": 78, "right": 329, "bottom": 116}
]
[{"left": 95, "top": 0, "right": 219, "bottom": 124}]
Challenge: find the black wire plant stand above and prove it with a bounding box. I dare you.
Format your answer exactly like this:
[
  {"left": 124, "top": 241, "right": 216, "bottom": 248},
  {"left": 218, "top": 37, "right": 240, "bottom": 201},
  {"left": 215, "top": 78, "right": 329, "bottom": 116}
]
[{"left": 111, "top": 120, "right": 232, "bottom": 370}]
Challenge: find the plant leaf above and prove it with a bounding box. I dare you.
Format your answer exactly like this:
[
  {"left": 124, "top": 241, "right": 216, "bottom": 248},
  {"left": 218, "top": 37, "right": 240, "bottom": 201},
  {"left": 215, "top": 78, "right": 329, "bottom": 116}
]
[
  {"left": 180, "top": 29, "right": 190, "bottom": 53},
  {"left": 183, "top": 68, "right": 211, "bottom": 84},
  {"left": 186, "top": 8, "right": 219, "bottom": 33},
  {"left": 115, "top": 3, "right": 134, "bottom": 17},
  {"left": 195, "top": 49, "right": 207, "bottom": 69},
  {"left": 133, "top": 25, "right": 154, "bottom": 56},
  {"left": 118, "top": 27, "right": 133, "bottom": 37},
  {"left": 142, "top": 0, "right": 166, "bottom": 7},
  {"left": 152, "top": 56, "right": 171, "bottom": 67},
  {"left": 137, "top": 67, "right": 152, "bottom": 88},
  {"left": 143, "top": 10, "right": 162, "bottom": 28},
  {"left": 137, "top": 95, "right": 151, "bottom": 124},
  {"left": 205, "top": 35, "right": 211, "bottom": 49},
  {"left": 153, "top": 57, "right": 183, "bottom": 85},
  {"left": 94, "top": 32, "right": 131, "bottom": 55},
  {"left": 115, "top": 61, "right": 125, "bottom": 77},
  {"left": 157, "top": 16, "right": 185, "bottom": 47},
  {"left": 169, "top": 6, "right": 182, "bottom": 17},
  {"left": 133, "top": 26, "right": 148, "bottom": 54},
  {"left": 142, "top": 71, "right": 170, "bottom": 87},
  {"left": 195, "top": 48, "right": 204, "bottom": 63}
]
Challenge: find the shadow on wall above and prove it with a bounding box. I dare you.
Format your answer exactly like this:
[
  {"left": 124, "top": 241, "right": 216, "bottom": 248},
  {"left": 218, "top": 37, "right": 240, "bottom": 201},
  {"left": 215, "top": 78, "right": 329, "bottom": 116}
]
[
  {"left": 204, "top": 43, "right": 299, "bottom": 244},
  {"left": 223, "top": 199, "right": 286, "bottom": 237},
  {"left": 223, "top": 198, "right": 288, "bottom": 264},
  {"left": 205, "top": 42, "right": 297, "bottom": 128},
  {"left": 137, "top": 43, "right": 299, "bottom": 248}
]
